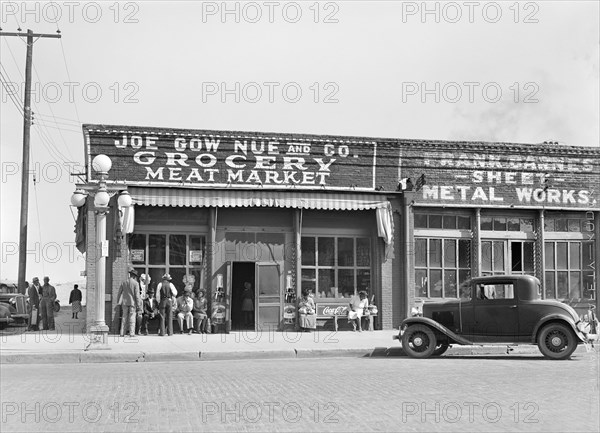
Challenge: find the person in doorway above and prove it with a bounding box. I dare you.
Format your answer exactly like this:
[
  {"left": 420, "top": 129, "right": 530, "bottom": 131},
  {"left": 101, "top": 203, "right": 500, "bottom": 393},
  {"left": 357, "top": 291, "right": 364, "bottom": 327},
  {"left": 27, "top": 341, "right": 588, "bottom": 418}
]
[
  {"left": 69, "top": 284, "right": 83, "bottom": 319},
  {"left": 156, "top": 273, "right": 177, "bottom": 336},
  {"left": 348, "top": 290, "right": 369, "bottom": 332},
  {"left": 240, "top": 281, "right": 254, "bottom": 327},
  {"left": 141, "top": 288, "right": 159, "bottom": 335},
  {"left": 40, "top": 276, "right": 57, "bottom": 331},
  {"left": 297, "top": 288, "right": 317, "bottom": 332},
  {"left": 176, "top": 289, "right": 194, "bottom": 335},
  {"left": 117, "top": 267, "right": 142, "bottom": 337},
  {"left": 193, "top": 290, "right": 208, "bottom": 334},
  {"left": 27, "top": 277, "right": 41, "bottom": 331}
]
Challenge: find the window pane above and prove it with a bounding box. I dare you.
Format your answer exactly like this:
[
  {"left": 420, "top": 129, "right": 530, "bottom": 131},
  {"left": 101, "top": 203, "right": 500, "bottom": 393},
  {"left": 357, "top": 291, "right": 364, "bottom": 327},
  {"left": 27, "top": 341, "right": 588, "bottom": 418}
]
[
  {"left": 317, "top": 269, "right": 335, "bottom": 297},
  {"left": 457, "top": 216, "right": 471, "bottom": 229},
  {"left": 415, "top": 269, "right": 428, "bottom": 297},
  {"left": 544, "top": 218, "right": 555, "bottom": 232},
  {"left": 459, "top": 269, "right": 471, "bottom": 285},
  {"left": 544, "top": 243, "right": 555, "bottom": 269},
  {"left": 444, "top": 270, "right": 457, "bottom": 297},
  {"left": 583, "top": 241, "right": 595, "bottom": 269},
  {"left": 356, "top": 238, "right": 371, "bottom": 267},
  {"left": 583, "top": 220, "right": 594, "bottom": 232},
  {"left": 443, "top": 215, "right": 456, "bottom": 229},
  {"left": 583, "top": 271, "right": 595, "bottom": 299},
  {"left": 458, "top": 240, "right": 470, "bottom": 268},
  {"left": 169, "top": 235, "right": 186, "bottom": 266},
  {"left": 301, "top": 237, "right": 316, "bottom": 266},
  {"left": 190, "top": 236, "right": 204, "bottom": 264},
  {"left": 511, "top": 242, "right": 523, "bottom": 272},
  {"left": 415, "top": 239, "right": 427, "bottom": 267},
  {"left": 430, "top": 269, "right": 443, "bottom": 297},
  {"left": 429, "top": 239, "right": 442, "bottom": 267},
  {"left": 444, "top": 239, "right": 456, "bottom": 267},
  {"left": 557, "top": 271, "right": 568, "bottom": 298},
  {"left": 429, "top": 215, "right": 442, "bottom": 229},
  {"left": 357, "top": 269, "right": 371, "bottom": 293},
  {"left": 169, "top": 268, "right": 187, "bottom": 288},
  {"left": 556, "top": 243, "right": 568, "bottom": 269},
  {"left": 523, "top": 242, "right": 534, "bottom": 273},
  {"left": 148, "top": 235, "right": 166, "bottom": 265},
  {"left": 480, "top": 217, "right": 492, "bottom": 230},
  {"left": 129, "top": 234, "right": 146, "bottom": 263},
  {"left": 568, "top": 219, "right": 581, "bottom": 232},
  {"left": 507, "top": 218, "right": 520, "bottom": 231},
  {"left": 302, "top": 269, "right": 316, "bottom": 295},
  {"left": 414, "top": 214, "right": 427, "bottom": 228},
  {"left": 569, "top": 243, "right": 581, "bottom": 269},
  {"left": 556, "top": 219, "right": 568, "bottom": 232},
  {"left": 569, "top": 272, "right": 581, "bottom": 298},
  {"left": 481, "top": 241, "right": 492, "bottom": 272},
  {"left": 494, "top": 217, "right": 507, "bottom": 231},
  {"left": 318, "top": 237, "right": 334, "bottom": 266},
  {"left": 338, "top": 269, "right": 355, "bottom": 298},
  {"left": 337, "top": 238, "right": 354, "bottom": 266},
  {"left": 545, "top": 272, "right": 555, "bottom": 299},
  {"left": 520, "top": 219, "right": 534, "bottom": 232},
  {"left": 493, "top": 241, "right": 504, "bottom": 272}
]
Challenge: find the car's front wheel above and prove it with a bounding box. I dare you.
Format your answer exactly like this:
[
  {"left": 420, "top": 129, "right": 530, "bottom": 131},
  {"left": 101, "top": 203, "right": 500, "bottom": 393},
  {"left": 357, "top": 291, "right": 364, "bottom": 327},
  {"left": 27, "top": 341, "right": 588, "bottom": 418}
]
[
  {"left": 401, "top": 324, "right": 437, "bottom": 358},
  {"left": 537, "top": 323, "right": 577, "bottom": 360}
]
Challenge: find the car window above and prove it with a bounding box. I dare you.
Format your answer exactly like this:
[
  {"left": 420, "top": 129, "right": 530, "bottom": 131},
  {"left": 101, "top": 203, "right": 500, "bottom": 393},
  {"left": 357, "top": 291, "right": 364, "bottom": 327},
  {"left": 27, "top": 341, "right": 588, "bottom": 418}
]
[{"left": 477, "top": 283, "right": 515, "bottom": 300}]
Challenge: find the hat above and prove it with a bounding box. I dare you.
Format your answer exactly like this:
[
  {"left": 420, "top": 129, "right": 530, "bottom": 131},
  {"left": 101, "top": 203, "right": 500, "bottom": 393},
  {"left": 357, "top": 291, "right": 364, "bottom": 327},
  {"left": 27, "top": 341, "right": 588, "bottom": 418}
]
[
  {"left": 358, "top": 290, "right": 368, "bottom": 296},
  {"left": 128, "top": 267, "right": 138, "bottom": 277},
  {"left": 183, "top": 289, "right": 192, "bottom": 296},
  {"left": 198, "top": 289, "right": 206, "bottom": 295},
  {"left": 162, "top": 273, "right": 172, "bottom": 281},
  {"left": 147, "top": 287, "right": 155, "bottom": 294}
]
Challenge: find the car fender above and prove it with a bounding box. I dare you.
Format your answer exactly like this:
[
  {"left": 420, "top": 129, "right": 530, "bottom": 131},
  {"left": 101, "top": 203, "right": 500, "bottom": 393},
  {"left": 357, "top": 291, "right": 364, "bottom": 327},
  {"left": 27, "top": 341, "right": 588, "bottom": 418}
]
[
  {"left": 531, "top": 314, "right": 586, "bottom": 344},
  {"left": 400, "top": 317, "right": 473, "bottom": 346}
]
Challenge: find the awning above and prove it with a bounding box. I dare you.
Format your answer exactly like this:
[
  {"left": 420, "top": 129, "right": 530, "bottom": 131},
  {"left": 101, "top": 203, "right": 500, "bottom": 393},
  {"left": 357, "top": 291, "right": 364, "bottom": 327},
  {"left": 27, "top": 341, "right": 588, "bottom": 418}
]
[
  {"left": 128, "top": 187, "right": 390, "bottom": 211},
  {"left": 127, "top": 187, "right": 395, "bottom": 252}
]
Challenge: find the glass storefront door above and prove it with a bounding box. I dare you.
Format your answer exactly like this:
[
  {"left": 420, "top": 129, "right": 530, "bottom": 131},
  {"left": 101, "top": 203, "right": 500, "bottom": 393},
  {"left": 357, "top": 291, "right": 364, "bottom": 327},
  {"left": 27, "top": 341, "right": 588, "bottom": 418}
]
[{"left": 256, "top": 262, "right": 282, "bottom": 332}]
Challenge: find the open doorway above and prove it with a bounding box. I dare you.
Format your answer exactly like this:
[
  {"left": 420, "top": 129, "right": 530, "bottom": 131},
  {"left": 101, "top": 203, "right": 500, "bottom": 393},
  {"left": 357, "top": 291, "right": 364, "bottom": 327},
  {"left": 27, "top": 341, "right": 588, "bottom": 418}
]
[{"left": 230, "top": 262, "right": 255, "bottom": 331}]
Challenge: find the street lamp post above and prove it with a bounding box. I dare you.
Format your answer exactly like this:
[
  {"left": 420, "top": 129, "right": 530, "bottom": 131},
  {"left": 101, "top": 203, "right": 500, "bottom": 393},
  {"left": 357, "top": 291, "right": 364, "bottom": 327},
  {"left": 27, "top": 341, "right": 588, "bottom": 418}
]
[{"left": 71, "top": 154, "right": 131, "bottom": 350}]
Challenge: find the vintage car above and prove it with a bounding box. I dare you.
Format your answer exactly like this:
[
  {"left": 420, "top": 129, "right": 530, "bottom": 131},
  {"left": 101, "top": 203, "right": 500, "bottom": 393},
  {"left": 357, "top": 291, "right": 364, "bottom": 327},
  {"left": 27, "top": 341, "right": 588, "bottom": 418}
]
[
  {"left": 0, "top": 293, "right": 29, "bottom": 325},
  {"left": 0, "top": 303, "right": 14, "bottom": 329},
  {"left": 395, "top": 275, "right": 587, "bottom": 360}
]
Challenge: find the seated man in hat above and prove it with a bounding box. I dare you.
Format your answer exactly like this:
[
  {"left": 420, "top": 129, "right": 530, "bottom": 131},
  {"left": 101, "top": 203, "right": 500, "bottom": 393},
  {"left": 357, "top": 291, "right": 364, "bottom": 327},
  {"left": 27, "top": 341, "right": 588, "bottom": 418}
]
[
  {"left": 176, "top": 289, "right": 194, "bottom": 334},
  {"left": 140, "top": 287, "right": 159, "bottom": 335},
  {"left": 192, "top": 290, "right": 208, "bottom": 334},
  {"left": 117, "top": 267, "right": 142, "bottom": 337}
]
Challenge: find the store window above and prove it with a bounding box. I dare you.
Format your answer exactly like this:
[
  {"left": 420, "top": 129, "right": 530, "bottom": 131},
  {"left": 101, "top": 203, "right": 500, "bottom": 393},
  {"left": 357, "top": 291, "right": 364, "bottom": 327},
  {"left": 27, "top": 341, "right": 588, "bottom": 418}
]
[
  {"left": 129, "top": 233, "right": 206, "bottom": 293},
  {"left": 480, "top": 216, "right": 535, "bottom": 232},
  {"left": 481, "top": 240, "right": 535, "bottom": 276},
  {"left": 545, "top": 241, "right": 595, "bottom": 300},
  {"left": 301, "top": 236, "right": 371, "bottom": 299},
  {"left": 415, "top": 238, "right": 471, "bottom": 298}
]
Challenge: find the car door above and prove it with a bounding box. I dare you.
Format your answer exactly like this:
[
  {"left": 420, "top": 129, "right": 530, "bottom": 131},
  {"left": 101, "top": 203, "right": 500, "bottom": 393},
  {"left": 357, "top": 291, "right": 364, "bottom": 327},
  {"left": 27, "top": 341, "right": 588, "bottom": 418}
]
[{"left": 472, "top": 282, "right": 519, "bottom": 343}]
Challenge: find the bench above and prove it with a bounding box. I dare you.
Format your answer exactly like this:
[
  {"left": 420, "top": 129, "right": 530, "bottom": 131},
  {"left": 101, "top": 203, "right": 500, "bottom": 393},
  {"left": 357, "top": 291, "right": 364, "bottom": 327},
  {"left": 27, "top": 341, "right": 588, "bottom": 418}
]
[{"left": 315, "top": 304, "right": 377, "bottom": 331}]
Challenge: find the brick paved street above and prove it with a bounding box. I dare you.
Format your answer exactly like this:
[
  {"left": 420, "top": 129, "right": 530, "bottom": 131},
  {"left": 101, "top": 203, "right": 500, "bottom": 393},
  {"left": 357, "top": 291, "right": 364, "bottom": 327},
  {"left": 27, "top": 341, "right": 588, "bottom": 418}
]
[{"left": 1, "top": 353, "right": 598, "bottom": 432}]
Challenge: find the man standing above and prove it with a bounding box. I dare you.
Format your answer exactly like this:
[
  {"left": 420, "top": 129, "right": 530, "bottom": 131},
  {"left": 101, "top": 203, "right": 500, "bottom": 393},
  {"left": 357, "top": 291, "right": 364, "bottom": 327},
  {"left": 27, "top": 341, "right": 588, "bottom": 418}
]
[
  {"left": 27, "top": 277, "right": 41, "bottom": 331},
  {"left": 116, "top": 267, "right": 142, "bottom": 337},
  {"left": 156, "top": 274, "right": 177, "bottom": 336},
  {"left": 40, "top": 276, "right": 57, "bottom": 331}
]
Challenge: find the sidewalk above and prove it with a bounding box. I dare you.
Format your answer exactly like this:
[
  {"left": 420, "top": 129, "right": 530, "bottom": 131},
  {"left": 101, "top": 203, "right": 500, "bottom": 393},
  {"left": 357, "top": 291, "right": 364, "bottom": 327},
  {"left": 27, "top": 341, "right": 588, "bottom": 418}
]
[{"left": 0, "top": 307, "right": 595, "bottom": 364}]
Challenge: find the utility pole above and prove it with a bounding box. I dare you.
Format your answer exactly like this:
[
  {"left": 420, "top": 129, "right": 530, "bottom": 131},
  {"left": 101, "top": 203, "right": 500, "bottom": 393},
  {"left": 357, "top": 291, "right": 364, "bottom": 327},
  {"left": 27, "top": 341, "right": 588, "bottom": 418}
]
[{"left": 0, "top": 30, "right": 61, "bottom": 292}]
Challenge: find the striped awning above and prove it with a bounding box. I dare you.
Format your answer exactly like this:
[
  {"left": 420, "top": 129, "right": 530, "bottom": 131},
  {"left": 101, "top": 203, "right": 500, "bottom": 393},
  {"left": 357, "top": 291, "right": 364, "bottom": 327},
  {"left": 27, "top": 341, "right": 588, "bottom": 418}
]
[{"left": 128, "top": 187, "right": 390, "bottom": 211}]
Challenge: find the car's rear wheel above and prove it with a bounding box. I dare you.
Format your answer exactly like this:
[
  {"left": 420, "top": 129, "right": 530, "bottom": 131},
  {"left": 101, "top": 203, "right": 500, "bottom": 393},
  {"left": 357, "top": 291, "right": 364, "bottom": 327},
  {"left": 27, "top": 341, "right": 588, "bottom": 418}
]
[
  {"left": 401, "top": 324, "right": 437, "bottom": 358},
  {"left": 432, "top": 343, "right": 449, "bottom": 356},
  {"left": 538, "top": 323, "right": 577, "bottom": 360}
]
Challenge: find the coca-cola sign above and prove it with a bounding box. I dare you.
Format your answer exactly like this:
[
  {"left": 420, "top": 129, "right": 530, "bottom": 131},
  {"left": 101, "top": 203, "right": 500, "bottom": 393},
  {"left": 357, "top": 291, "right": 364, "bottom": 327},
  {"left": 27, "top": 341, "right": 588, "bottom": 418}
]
[{"left": 318, "top": 305, "right": 348, "bottom": 316}]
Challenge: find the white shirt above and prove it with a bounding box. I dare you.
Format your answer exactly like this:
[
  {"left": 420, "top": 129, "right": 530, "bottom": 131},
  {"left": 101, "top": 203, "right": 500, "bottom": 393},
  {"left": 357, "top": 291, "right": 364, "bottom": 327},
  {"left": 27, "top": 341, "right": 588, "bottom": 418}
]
[{"left": 156, "top": 282, "right": 178, "bottom": 303}]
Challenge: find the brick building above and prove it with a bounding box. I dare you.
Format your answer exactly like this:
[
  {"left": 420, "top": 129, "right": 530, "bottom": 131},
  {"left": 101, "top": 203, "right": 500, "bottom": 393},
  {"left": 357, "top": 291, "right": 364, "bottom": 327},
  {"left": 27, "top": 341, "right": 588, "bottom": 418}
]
[{"left": 76, "top": 124, "right": 600, "bottom": 332}]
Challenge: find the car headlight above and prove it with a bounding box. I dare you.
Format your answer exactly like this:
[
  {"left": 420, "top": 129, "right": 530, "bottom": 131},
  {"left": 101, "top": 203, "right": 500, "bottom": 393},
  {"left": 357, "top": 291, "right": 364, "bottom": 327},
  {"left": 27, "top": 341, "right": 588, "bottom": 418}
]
[{"left": 410, "top": 306, "right": 419, "bottom": 316}]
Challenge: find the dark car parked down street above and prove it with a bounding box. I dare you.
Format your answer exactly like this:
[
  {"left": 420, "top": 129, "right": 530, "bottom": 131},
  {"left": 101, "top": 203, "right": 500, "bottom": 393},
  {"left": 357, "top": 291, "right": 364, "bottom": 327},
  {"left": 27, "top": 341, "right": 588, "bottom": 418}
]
[{"left": 395, "top": 275, "right": 588, "bottom": 360}]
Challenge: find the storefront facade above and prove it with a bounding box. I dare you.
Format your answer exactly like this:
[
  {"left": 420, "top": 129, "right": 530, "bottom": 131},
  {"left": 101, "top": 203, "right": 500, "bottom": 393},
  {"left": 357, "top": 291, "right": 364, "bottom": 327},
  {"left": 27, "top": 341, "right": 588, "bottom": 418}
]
[{"left": 77, "top": 125, "right": 600, "bottom": 333}]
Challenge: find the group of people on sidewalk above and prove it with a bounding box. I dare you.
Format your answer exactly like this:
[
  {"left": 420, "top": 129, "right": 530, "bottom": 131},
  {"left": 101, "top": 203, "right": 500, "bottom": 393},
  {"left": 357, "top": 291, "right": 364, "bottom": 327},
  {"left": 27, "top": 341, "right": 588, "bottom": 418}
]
[
  {"left": 27, "top": 277, "right": 83, "bottom": 332},
  {"left": 297, "top": 289, "right": 371, "bottom": 332},
  {"left": 117, "top": 267, "right": 209, "bottom": 337}
]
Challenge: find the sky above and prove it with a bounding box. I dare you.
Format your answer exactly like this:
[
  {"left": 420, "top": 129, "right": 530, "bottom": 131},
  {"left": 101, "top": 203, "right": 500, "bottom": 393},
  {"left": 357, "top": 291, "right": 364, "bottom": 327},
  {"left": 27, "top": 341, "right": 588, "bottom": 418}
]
[{"left": 1, "top": 0, "right": 599, "bottom": 283}]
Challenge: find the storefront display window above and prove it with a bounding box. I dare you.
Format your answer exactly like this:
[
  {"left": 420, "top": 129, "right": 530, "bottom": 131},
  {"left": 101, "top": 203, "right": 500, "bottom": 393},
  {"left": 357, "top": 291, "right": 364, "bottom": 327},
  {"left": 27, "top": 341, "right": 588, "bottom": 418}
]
[
  {"left": 129, "top": 233, "right": 206, "bottom": 293},
  {"left": 301, "top": 236, "right": 371, "bottom": 299},
  {"left": 545, "top": 241, "right": 595, "bottom": 300}
]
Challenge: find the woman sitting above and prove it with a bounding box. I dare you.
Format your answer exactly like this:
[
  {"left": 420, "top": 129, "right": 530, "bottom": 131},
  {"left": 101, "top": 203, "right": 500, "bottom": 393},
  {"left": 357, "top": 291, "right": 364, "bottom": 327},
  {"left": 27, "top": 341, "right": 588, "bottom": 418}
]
[
  {"left": 348, "top": 291, "right": 369, "bottom": 332},
  {"left": 297, "top": 288, "right": 317, "bottom": 332}
]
